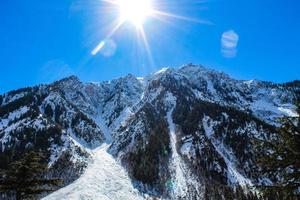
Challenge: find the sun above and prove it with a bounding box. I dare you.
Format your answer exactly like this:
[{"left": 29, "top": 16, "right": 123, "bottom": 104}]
[
  {"left": 117, "top": 0, "right": 154, "bottom": 26},
  {"left": 93, "top": 0, "right": 208, "bottom": 56}
]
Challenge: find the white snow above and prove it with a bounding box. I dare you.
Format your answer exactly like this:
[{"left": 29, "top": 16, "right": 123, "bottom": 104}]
[
  {"left": 0, "top": 106, "right": 29, "bottom": 130},
  {"left": 180, "top": 140, "right": 193, "bottom": 157},
  {"left": 251, "top": 100, "right": 280, "bottom": 115},
  {"left": 43, "top": 143, "right": 144, "bottom": 200},
  {"left": 155, "top": 67, "right": 169, "bottom": 75},
  {"left": 222, "top": 112, "right": 229, "bottom": 120},
  {"left": 250, "top": 99, "right": 298, "bottom": 125},
  {"left": 1, "top": 117, "right": 51, "bottom": 152},
  {"left": 180, "top": 136, "right": 195, "bottom": 158},
  {"left": 90, "top": 81, "right": 101, "bottom": 86},
  {"left": 110, "top": 107, "right": 134, "bottom": 131},
  {"left": 191, "top": 89, "right": 205, "bottom": 101},
  {"left": 243, "top": 80, "right": 255, "bottom": 87},
  {"left": 202, "top": 116, "right": 253, "bottom": 187},
  {"left": 167, "top": 103, "right": 188, "bottom": 197},
  {"left": 48, "top": 133, "right": 70, "bottom": 167},
  {"left": 2, "top": 92, "right": 26, "bottom": 106},
  {"left": 278, "top": 106, "right": 298, "bottom": 117},
  {"left": 165, "top": 92, "right": 202, "bottom": 198},
  {"left": 92, "top": 113, "right": 112, "bottom": 143},
  {"left": 69, "top": 129, "right": 94, "bottom": 149},
  {"left": 206, "top": 79, "right": 217, "bottom": 95}
]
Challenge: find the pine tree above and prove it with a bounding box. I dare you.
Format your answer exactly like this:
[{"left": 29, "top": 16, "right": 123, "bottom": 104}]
[
  {"left": 257, "top": 104, "right": 300, "bottom": 198},
  {"left": 0, "top": 151, "right": 61, "bottom": 200}
]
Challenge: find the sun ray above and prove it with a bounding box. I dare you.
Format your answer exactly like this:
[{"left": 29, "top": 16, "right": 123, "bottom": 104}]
[
  {"left": 136, "top": 25, "right": 154, "bottom": 67},
  {"left": 152, "top": 10, "right": 212, "bottom": 25},
  {"left": 151, "top": 14, "right": 182, "bottom": 29},
  {"left": 91, "top": 19, "right": 125, "bottom": 55},
  {"left": 101, "top": 0, "right": 118, "bottom": 6},
  {"left": 106, "top": 19, "right": 125, "bottom": 38},
  {"left": 91, "top": 0, "right": 211, "bottom": 68}
]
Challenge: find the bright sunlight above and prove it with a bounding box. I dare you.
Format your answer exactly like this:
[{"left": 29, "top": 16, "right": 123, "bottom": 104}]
[
  {"left": 93, "top": 0, "right": 206, "bottom": 57},
  {"left": 117, "top": 0, "right": 153, "bottom": 26}
]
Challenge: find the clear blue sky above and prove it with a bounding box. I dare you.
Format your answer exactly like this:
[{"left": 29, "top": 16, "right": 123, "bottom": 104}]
[{"left": 1, "top": 0, "right": 300, "bottom": 94}]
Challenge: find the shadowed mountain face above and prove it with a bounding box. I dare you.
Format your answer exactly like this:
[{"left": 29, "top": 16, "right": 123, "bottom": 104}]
[{"left": 0, "top": 64, "right": 298, "bottom": 199}]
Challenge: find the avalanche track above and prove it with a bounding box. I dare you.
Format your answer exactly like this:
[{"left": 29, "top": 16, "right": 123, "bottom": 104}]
[{"left": 43, "top": 144, "right": 143, "bottom": 200}]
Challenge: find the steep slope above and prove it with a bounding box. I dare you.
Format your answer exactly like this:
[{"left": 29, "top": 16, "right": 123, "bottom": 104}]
[
  {"left": 43, "top": 144, "right": 143, "bottom": 200},
  {"left": 0, "top": 81, "right": 103, "bottom": 186},
  {"left": 178, "top": 65, "right": 297, "bottom": 124},
  {"left": 0, "top": 64, "right": 298, "bottom": 199},
  {"left": 108, "top": 66, "right": 294, "bottom": 198}
]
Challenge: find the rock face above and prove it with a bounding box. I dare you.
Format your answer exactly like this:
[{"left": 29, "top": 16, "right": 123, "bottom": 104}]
[{"left": 0, "top": 64, "right": 298, "bottom": 199}]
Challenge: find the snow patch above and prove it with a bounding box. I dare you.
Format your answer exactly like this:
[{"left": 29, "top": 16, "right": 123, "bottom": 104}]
[
  {"left": 155, "top": 67, "right": 168, "bottom": 75},
  {"left": 111, "top": 107, "right": 134, "bottom": 131},
  {"left": 180, "top": 140, "right": 193, "bottom": 157},
  {"left": 91, "top": 113, "right": 112, "bottom": 143},
  {"left": 0, "top": 106, "right": 29, "bottom": 130}
]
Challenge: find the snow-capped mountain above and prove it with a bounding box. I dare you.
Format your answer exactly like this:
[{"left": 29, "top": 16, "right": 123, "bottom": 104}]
[{"left": 0, "top": 64, "right": 298, "bottom": 199}]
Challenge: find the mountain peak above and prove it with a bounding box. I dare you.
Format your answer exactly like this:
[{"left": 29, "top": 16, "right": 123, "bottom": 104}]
[
  {"left": 51, "top": 75, "right": 81, "bottom": 88},
  {"left": 154, "top": 67, "right": 170, "bottom": 75},
  {"left": 59, "top": 75, "right": 80, "bottom": 82},
  {"left": 179, "top": 64, "right": 231, "bottom": 79}
]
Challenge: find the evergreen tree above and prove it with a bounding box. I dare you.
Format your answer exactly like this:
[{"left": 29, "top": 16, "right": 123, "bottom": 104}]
[
  {"left": 257, "top": 105, "right": 300, "bottom": 198},
  {"left": 0, "top": 151, "right": 61, "bottom": 200}
]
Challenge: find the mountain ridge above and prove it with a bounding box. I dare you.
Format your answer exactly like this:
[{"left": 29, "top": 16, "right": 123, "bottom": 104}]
[{"left": 0, "top": 64, "right": 299, "bottom": 199}]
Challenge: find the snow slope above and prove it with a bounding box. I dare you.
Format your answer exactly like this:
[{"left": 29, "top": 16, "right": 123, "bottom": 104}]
[
  {"left": 165, "top": 92, "right": 203, "bottom": 199},
  {"left": 202, "top": 116, "right": 253, "bottom": 187},
  {"left": 166, "top": 94, "right": 188, "bottom": 197},
  {"left": 43, "top": 143, "right": 143, "bottom": 200}
]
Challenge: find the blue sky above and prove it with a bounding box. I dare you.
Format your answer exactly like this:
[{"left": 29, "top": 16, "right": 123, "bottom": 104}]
[{"left": 1, "top": 0, "right": 300, "bottom": 94}]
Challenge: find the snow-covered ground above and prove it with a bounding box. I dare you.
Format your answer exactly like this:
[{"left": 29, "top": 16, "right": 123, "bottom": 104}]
[
  {"left": 166, "top": 99, "right": 188, "bottom": 197},
  {"left": 43, "top": 143, "right": 144, "bottom": 200},
  {"left": 165, "top": 92, "right": 202, "bottom": 199}
]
